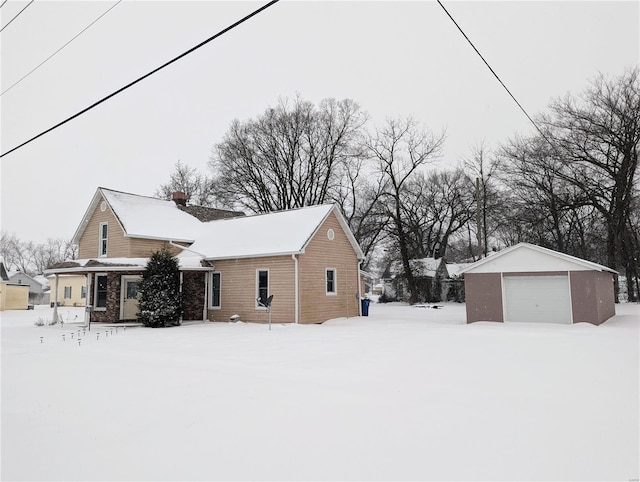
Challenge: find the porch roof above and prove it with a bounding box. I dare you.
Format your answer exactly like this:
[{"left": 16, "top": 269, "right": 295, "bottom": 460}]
[{"left": 45, "top": 255, "right": 213, "bottom": 275}]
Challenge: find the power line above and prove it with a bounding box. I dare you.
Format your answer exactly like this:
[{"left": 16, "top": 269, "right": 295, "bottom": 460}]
[
  {"left": 2, "top": 0, "right": 122, "bottom": 96},
  {"left": 0, "top": 0, "right": 280, "bottom": 158},
  {"left": 0, "top": 0, "right": 34, "bottom": 33},
  {"left": 437, "top": 0, "right": 549, "bottom": 141},
  {"left": 0, "top": 1, "right": 9, "bottom": 10}
]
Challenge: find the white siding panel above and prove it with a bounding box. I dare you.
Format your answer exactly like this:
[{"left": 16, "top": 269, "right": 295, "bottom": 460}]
[{"left": 504, "top": 275, "right": 572, "bottom": 324}]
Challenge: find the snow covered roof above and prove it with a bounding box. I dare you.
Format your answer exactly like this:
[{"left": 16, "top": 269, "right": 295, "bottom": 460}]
[
  {"left": 46, "top": 256, "right": 212, "bottom": 275},
  {"left": 73, "top": 188, "right": 208, "bottom": 244},
  {"left": 70, "top": 187, "right": 364, "bottom": 263},
  {"left": 185, "top": 204, "right": 364, "bottom": 260},
  {"left": 445, "top": 263, "right": 472, "bottom": 279},
  {"left": 387, "top": 258, "right": 443, "bottom": 278},
  {"left": 458, "top": 243, "right": 617, "bottom": 275}
]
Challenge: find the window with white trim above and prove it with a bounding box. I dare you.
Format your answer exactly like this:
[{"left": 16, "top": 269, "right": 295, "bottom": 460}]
[
  {"left": 95, "top": 274, "right": 108, "bottom": 309},
  {"left": 326, "top": 268, "right": 337, "bottom": 295},
  {"left": 99, "top": 222, "right": 108, "bottom": 257},
  {"left": 256, "top": 269, "right": 269, "bottom": 308},
  {"left": 81, "top": 286, "right": 87, "bottom": 299},
  {"left": 64, "top": 286, "right": 72, "bottom": 299},
  {"left": 210, "top": 272, "right": 221, "bottom": 309}
]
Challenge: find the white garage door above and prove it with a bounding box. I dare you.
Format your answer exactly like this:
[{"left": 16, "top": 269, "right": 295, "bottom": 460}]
[{"left": 503, "top": 275, "right": 572, "bottom": 324}]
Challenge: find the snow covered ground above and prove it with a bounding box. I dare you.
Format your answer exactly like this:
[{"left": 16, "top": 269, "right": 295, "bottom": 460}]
[{"left": 2, "top": 302, "right": 638, "bottom": 481}]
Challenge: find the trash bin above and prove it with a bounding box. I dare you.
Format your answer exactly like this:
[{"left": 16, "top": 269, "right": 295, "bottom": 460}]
[{"left": 361, "top": 298, "right": 371, "bottom": 316}]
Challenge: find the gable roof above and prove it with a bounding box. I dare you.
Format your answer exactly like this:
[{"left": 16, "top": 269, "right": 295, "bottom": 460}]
[
  {"left": 184, "top": 204, "right": 365, "bottom": 260},
  {"left": 458, "top": 242, "right": 617, "bottom": 275},
  {"left": 73, "top": 188, "right": 219, "bottom": 244}
]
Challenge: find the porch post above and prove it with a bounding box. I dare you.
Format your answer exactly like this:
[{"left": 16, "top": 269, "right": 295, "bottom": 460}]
[
  {"left": 52, "top": 274, "right": 59, "bottom": 326},
  {"left": 84, "top": 273, "right": 92, "bottom": 329}
]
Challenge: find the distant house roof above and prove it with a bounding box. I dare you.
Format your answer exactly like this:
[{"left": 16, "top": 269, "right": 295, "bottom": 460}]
[
  {"left": 73, "top": 187, "right": 244, "bottom": 244},
  {"left": 385, "top": 257, "right": 444, "bottom": 279},
  {"left": 186, "top": 204, "right": 365, "bottom": 260},
  {"left": 458, "top": 242, "right": 617, "bottom": 275}
]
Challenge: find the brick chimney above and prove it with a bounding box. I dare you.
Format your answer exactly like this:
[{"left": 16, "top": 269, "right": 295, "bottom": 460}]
[{"left": 172, "top": 191, "right": 187, "bottom": 206}]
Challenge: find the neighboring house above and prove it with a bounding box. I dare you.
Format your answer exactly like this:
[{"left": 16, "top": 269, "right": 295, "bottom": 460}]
[
  {"left": 382, "top": 257, "right": 469, "bottom": 302},
  {"left": 459, "top": 242, "right": 616, "bottom": 325},
  {"left": 46, "top": 187, "right": 366, "bottom": 324},
  {"left": 8, "top": 271, "right": 50, "bottom": 305},
  {"left": 0, "top": 262, "right": 29, "bottom": 311},
  {"left": 47, "top": 274, "right": 88, "bottom": 307}
]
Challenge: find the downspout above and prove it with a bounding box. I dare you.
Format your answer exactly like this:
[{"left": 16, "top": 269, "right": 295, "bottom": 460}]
[
  {"left": 84, "top": 273, "right": 92, "bottom": 330},
  {"left": 292, "top": 254, "right": 299, "bottom": 324},
  {"left": 358, "top": 260, "right": 363, "bottom": 316}
]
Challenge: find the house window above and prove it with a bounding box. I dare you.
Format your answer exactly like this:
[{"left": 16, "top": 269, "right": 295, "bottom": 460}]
[
  {"left": 210, "top": 272, "right": 221, "bottom": 309},
  {"left": 95, "top": 274, "right": 108, "bottom": 309},
  {"left": 64, "top": 286, "right": 72, "bottom": 299},
  {"left": 81, "top": 286, "right": 87, "bottom": 299},
  {"left": 99, "top": 222, "right": 108, "bottom": 257},
  {"left": 326, "top": 268, "right": 337, "bottom": 295},
  {"left": 256, "top": 269, "right": 269, "bottom": 308}
]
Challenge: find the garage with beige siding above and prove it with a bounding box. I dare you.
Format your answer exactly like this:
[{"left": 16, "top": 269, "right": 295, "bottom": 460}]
[{"left": 460, "top": 243, "right": 617, "bottom": 325}]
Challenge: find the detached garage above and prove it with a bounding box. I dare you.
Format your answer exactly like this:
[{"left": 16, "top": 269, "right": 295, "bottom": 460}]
[{"left": 460, "top": 243, "right": 617, "bottom": 325}]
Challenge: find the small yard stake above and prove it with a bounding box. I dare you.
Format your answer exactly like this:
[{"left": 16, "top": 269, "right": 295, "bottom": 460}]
[
  {"left": 78, "top": 338, "right": 81, "bottom": 346},
  {"left": 96, "top": 333, "right": 100, "bottom": 340},
  {"left": 40, "top": 337, "right": 43, "bottom": 344},
  {"left": 71, "top": 333, "right": 74, "bottom": 340},
  {"left": 62, "top": 334, "right": 65, "bottom": 342}
]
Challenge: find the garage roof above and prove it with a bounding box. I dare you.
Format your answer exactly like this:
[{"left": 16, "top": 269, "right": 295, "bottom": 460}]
[{"left": 458, "top": 243, "right": 617, "bottom": 275}]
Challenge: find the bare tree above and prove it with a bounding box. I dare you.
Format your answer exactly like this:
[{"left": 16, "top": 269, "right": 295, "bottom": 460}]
[
  {"left": 367, "top": 117, "right": 445, "bottom": 304},
  {"left": 0, "top": 233, "right": 76, "bottom": 274},
  {"left": 156, "top": 161, "right": 216, "bottom": 206},
  {"left": 210, "top": 96, "right": 368, "bottom": 213},
  {"left": 463, "top": 142, "right": 505, "bottom": 256},
  {"left": 540, "top": 68, "right": 640, "bottom": 300},
  {"left": 400, "top": 168, "right": 475, "bottom": 260}
]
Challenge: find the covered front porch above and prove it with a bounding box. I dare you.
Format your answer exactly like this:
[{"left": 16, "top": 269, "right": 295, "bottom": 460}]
[{"left": 46, "top": 257, "right": 213, "bottom": 325}]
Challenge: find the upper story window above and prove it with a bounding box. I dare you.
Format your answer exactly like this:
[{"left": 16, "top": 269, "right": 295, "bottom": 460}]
[
  {"left": 99, "top": 222, "right": 108, "bottom": 257},
  {"left": 326, "top": 268, "right": 337, "bottom": 295}
]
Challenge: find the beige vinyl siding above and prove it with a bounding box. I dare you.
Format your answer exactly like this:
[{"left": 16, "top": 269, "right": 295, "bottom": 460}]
[
  {"left": 78, "top": 195, "right": 129, "bottom": 258},
  {"left": 298, "top": 212, "right": 361, "bottom": 324},
  {"left": 48, "top": 275, "right": 88, "bottom": 307},
  {"left": 208, "top": 256, "right": 295, "bottom": 323},
  {"left": 129, "top": 238, "right": 182, "bottom": 257},
  {"left": 78, "top": 194, "right": 187, "bottom": 259}
]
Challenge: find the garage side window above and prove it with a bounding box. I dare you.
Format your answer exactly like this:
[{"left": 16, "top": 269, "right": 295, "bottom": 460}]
[{"left": 95, "top": 274, "right": 108, "bottom": 310}]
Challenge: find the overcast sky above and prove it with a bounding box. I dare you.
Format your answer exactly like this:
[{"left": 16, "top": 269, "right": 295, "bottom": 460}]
[{"left": 1, "top": 0, "right": 638, "bottom": 244}]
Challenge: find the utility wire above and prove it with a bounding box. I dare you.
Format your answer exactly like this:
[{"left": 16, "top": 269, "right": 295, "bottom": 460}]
[
  {"left": 2, "top": 1, "right": 122, "bottom": 96},
  {"left": 437, "top": 0, "right": 549, "bottom": 141},
  {"left": 0, "top": 0, "right": 280, "bottom": 158},
  {"left": 0, "top": 0, "right": 34, "bottom": 33},
  {"left": 0, "top": 1, "right": 9, "bottom": 10}
]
